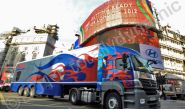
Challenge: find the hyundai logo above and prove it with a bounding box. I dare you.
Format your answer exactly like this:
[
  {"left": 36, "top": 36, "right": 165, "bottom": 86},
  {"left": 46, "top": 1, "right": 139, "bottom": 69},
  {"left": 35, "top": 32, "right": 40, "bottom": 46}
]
[{"left": 145, "top": 49, "right": 158, "bottom": 58}]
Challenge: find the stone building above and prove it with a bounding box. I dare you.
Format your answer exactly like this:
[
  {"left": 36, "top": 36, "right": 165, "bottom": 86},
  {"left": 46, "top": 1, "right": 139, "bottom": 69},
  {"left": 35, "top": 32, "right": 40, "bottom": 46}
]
[
  {"left": 0, "top": 36, "right": 6, "bottom": 67},
  {"left": 0, "top": 27, "right": 22, "bottom": 69},
  {"left": 158, "top": 26, "right": 185, "bottom": 78},
  {"left": 1, "top": 25, "right": 58, "bottom": 68}
]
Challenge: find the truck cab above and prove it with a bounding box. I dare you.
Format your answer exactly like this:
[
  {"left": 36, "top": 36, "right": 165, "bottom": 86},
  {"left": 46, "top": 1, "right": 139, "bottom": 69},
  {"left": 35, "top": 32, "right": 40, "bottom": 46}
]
[{"left": 99, "top": 47, "right": 160, "bottom": 109}]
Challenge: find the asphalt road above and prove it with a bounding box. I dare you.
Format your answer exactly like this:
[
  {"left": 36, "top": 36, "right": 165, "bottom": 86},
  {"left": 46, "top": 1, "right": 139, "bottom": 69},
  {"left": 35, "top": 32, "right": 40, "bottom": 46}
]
[
  {"left": 0, "top": 92, "right": 101, "bottom": 109},
  {"left": 1, "top": 92, "right": 185, "bottom": 109}
]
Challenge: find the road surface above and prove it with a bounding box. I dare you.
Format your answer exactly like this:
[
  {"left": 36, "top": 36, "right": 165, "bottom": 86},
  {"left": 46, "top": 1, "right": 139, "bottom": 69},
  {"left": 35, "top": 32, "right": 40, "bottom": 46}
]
[{"left": 1, "top": 92, "right": 185, "bottom": 109}]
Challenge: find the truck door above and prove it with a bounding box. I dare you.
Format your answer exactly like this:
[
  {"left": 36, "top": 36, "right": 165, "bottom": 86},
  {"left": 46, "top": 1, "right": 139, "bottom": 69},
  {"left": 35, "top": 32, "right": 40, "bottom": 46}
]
[
  {"left": 114, "top": 54, "right": 134, "bottom": 88},
  {"left": 101, "top": 56, "right": 113, "bottom": 82},
  {"left": 114, "top": 56, "right": 133, "bottom": 80},
  {"left": 102, "top": 54, "right": 134, "bottom": 82}
]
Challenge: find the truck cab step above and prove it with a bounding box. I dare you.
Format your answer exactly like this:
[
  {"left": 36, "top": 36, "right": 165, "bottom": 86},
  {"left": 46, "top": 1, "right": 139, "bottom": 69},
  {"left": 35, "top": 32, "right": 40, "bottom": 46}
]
[
  {"left": 124, "top": 100, "right": 135, "bottom": 103},
  {"left": 124, "top": 92, "right": 135, "bottom": 95}
]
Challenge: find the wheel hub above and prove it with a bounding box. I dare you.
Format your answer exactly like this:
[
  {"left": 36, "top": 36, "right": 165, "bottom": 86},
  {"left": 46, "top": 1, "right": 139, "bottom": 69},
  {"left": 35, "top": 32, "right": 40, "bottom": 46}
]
[
  {"left": 30, "top": 88, "right": 34, "bottom": 96},
  {"left": 71, "top": 93, "right": 76, "bottom": 103},
  {"left": 108, "top": 97, "right": 118, "bottom": 109}
]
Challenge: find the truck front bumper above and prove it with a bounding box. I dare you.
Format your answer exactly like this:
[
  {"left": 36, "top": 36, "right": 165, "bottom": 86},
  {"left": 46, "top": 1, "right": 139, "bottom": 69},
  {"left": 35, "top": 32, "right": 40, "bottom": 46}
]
[
  {"left": 122, "top": 89, "right": 160, "bottom": 109},
  {"left": 135, "top": 89, "right": 160, "bottom": 109}
]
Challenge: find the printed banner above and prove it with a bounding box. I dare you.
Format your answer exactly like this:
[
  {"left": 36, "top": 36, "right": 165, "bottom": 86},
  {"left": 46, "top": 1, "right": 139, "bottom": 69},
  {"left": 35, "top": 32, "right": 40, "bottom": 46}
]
[{"left": 139, "top": 44, "right": 164, "bottom": 69}]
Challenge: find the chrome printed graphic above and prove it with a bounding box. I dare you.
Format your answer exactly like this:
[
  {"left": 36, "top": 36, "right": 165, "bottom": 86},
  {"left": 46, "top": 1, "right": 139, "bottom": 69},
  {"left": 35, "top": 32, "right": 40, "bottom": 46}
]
[
  {"left": 145, "top": 49, "right": 158, "bottom": 58},
  {"left": 140, "top": 44, "right": 164, "bottom": 69}
]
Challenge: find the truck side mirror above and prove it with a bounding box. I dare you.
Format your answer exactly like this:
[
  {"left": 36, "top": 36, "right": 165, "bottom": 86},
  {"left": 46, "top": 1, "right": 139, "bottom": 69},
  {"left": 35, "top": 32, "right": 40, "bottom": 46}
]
[{"left": 122, "top": 54, "right": 128, "bottom": 69}]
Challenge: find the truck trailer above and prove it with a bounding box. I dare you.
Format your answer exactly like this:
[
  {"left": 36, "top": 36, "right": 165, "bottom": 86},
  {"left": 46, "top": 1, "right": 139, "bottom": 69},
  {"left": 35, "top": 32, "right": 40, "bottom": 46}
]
[{"left": 11, "top": 44, "right": 160, "bottom": 109}]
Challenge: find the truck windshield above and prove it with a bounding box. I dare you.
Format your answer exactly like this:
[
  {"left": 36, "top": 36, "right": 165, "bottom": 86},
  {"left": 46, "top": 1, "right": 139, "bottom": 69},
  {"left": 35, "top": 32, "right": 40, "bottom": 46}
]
[
  {"left": 163, "top": 84, "right": 173, "bottom": 91},
  {"left": 131, "top": 55, "right": 153, "bottom": 73}
]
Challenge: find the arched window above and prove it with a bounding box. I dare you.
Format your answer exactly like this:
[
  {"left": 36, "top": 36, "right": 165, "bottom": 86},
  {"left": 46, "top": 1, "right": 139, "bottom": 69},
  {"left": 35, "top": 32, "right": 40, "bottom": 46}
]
[
  {"left": 9, "top": 52, "right": 16, "bottom": 66},
  {"left": 32, "top": 52, "right": 37, "bottom": 59},
  {"left": 20, "top": 52, "right": 26, "bottom": 62}
]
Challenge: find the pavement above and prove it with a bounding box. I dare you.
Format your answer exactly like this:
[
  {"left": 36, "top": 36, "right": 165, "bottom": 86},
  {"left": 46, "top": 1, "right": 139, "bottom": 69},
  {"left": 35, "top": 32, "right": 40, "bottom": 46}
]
[{"left": 1, "top": 92, "right": 185, "bottom": 109}]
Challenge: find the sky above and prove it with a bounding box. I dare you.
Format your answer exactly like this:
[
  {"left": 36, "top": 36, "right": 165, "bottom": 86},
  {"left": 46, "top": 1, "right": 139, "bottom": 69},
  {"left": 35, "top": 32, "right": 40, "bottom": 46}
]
[{"left": 0, "top": 0, "right": 185, "bottom": 48}]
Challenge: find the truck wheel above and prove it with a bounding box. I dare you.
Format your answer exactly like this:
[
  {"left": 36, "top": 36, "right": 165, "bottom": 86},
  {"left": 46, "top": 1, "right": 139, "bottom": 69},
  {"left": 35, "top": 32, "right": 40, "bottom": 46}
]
[
  {"left": 2, "top": 87, "right": 5, "bottom": 92},
  {"left": 105, "top": 92, "right": 122, "bottom": 109},
  {"left": 69, "top": 89, "right": 80, "bottom": 105},
  {"left": 23, "top": 87, "right": 30, "bottom": 97},
  {"left": 4, "top": 86, "right": 10, "bottom": 92},
  {"left": 48, "top": 95, "right": 54, "bottom": 99},
  {"left": 30, "top": 87, "right": 36, "bottom": 98},
  {"left": 18, "top": 87, "right": 23, "bottom": 96},
  {"left": 41, "top": 95, "right": 47, "bottom": 97},
  {"left": 182, "top": 95, "right": 185, "bottom": 100}
]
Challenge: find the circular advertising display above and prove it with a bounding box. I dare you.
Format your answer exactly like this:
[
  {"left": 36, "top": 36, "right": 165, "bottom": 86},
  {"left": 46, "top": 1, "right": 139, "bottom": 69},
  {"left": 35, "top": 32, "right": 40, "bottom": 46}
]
[{"left": 80, "top": 0, "right": 155, "bottom": 43}]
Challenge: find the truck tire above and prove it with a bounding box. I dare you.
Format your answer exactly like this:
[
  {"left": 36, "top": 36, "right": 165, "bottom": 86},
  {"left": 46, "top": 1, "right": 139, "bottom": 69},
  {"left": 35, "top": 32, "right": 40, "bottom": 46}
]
[
  {"left": 105, "top": 92, "right": 122, "bottom": 109},
  {"left": 23, "top": 87, "right": 30, "bottom": 97},
  {"left": 18, "top": 87, "right": 24, "bottom": 96},
  {"left": 2, "top": 87, "right": 5, "bottom": 92},
  {"left": 30, "top": 87, "right": 36, "bottom": 98},
  {"left": 4, "top": 86, "right": 10, "bottom": 92},
  {"left": 180, "top": 95, "right": 185, "bottom": 100},
  {"left": 69, "top": 89, "right": 81, "bottom": 105},
  {"left": 48, "top": 95, "right": 54, "bottom": 99}
]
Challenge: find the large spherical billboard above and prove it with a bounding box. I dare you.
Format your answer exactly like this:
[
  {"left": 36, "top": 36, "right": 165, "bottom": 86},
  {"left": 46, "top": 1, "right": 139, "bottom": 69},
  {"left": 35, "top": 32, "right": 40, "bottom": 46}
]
[{"left": 80, "top": 0, "right": 155, "bottom": 43}]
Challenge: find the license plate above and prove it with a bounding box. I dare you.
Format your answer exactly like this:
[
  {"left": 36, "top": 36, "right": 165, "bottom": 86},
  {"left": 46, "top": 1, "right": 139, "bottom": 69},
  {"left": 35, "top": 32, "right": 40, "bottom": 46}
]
[{"left": 149, "top": 97, "right": 156, "bottom": 101}]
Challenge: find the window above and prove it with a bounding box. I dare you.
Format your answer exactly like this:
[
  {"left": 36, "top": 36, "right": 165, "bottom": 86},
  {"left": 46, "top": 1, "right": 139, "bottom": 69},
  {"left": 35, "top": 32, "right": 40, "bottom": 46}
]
[
  {"left": 20, "top": 53, "right": 26, "bottom": 62},
  {"left": 34, "top": 46, "right": 39, "bottom": 51},
  {"left": 131, "top": 55, "right": 153, "bottom": 73},
  {"left": 9, "top": 52, "right": 16, "bottom": 66},
  {"left": 24, "top": 47, "right": 28, "bottom": 51},
  {"left": 115, "top": 58, "right": 130, "bottom": 70},
  {"left": 15, "top": 71, "right": 21, "bottom": 82},
  {"left": 32, "top": 52, "right": 37, "bottom": 59},
  {"left": 163, "top": 84, "right": 173, "bottom": 91}
]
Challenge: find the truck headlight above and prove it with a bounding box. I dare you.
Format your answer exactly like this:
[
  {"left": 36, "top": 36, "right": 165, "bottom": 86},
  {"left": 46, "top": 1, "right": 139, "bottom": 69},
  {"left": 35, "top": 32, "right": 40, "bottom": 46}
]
[{"left": 134, "top": 80, "right": 143, "bottom": 88}]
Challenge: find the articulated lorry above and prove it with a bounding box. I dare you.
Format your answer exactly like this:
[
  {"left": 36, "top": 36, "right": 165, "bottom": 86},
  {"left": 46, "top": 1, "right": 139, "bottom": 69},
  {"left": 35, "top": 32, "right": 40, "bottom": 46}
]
[{"left": 11, "top": 44, "right": 160, "bottom": 109}]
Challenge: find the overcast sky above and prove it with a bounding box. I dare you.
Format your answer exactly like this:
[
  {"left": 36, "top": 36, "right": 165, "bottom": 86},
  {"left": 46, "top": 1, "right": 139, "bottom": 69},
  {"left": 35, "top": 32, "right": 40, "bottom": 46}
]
[{"left": 0, "top": 0, "right": 185, "bottom": 47}]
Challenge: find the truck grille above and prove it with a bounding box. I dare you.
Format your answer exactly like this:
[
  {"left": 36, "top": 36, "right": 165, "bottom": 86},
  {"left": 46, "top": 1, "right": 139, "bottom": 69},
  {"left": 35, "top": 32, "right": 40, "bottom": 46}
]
[{"left": 139, "top": 79, "right": 158, "bottom": 95}]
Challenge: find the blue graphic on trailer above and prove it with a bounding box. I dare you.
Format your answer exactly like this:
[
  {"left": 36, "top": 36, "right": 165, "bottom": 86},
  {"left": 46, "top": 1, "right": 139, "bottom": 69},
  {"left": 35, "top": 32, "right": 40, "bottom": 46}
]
[{"left": 27, "top": 53, "right": 96, "bottom": 82}]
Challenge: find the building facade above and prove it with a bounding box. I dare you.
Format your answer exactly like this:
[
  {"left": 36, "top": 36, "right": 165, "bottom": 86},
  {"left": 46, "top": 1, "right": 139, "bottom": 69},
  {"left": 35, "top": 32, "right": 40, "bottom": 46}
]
[
  {"left": 0, "top": 36, "right": 6, "bottom": 67},
  {"left": 158, "top": 26, "right": 185, "bottom": 78},
  {"left": 0, "top": 27, "right": 23, "bottom": 69},
  {"left": 1, "top": 25, "right": 58, "bottom": 68}
]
